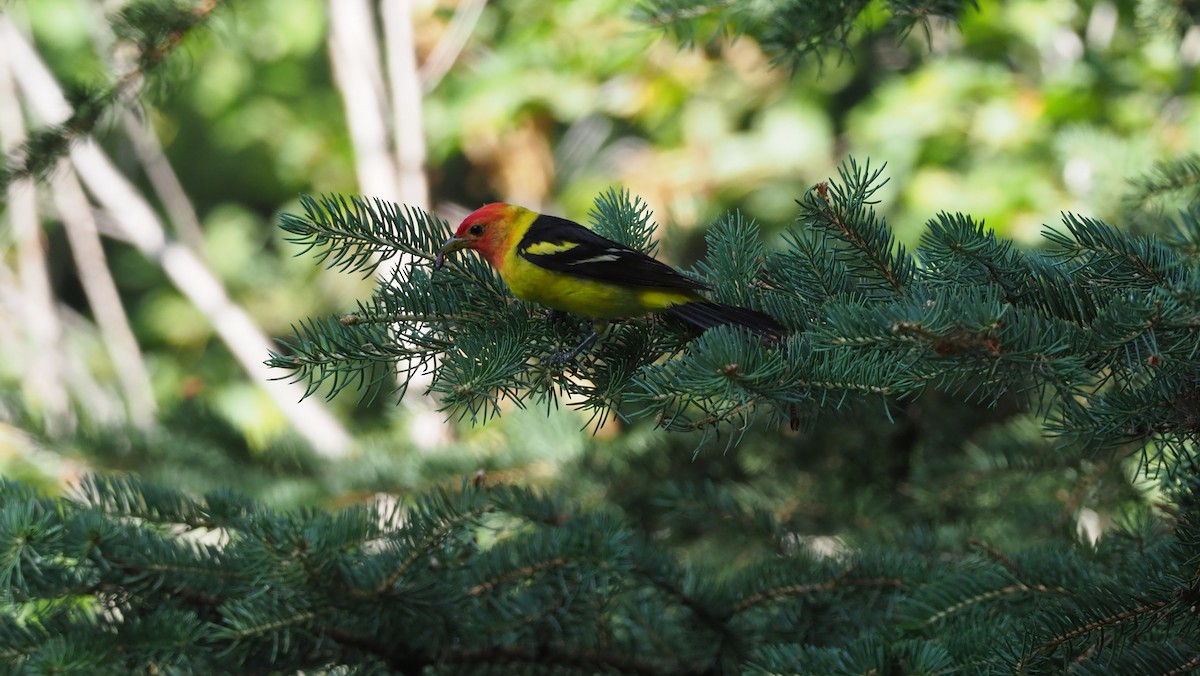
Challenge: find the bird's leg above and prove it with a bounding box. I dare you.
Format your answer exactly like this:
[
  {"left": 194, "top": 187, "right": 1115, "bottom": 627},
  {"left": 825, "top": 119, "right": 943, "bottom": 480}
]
[
  {"left": 551, "top": 319, "right": 609, "bottom": 365},
  {"left": 545, "top": 308, "right": 570, "bottom": 329}
]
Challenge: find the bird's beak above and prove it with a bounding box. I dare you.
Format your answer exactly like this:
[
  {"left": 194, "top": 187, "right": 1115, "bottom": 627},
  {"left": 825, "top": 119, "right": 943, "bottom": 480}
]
[{"left": 435, "top": 236, "right": 469, "bottom": 270}]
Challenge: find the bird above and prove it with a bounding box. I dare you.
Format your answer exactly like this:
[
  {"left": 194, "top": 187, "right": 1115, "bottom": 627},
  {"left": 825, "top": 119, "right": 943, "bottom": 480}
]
[{"left": 435, "top": 202, "right": 785, "bottom": 362}]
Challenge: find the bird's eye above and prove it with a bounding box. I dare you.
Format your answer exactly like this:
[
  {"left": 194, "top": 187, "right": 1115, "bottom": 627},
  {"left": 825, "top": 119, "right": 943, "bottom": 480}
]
[{"left": 468, "top": 224, "right": 484, "bottom": 236}]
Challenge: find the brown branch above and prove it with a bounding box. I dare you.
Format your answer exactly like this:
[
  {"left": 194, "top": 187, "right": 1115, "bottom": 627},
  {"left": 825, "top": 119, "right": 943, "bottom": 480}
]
[
  {"left": 733, "top": 576, "right": 904, "bottom": 614},
  {"left": 924, "top": 583, "right": 1062, "bottom": 627},
  {"left": 319, "top": 625, "right": 428, "bottom": 675},
  {"left": 321, "top": 625, "right": 705, "bottom": 676},
  {"left": 1163, "top": 653, "right": 1200, "bottom": 676},
  {"left": 1037, "top": 599, "right": 1171, "bottom": 654},
  {"left": 636, "top": 564, "right": 731, "bottom": 629},
  {"left": 968, "top": 537, "right": 1021, "bottom": 576},
  {"left": 681, "top": 396, "right": 765, "bottom": 431},
  {"left": 467, "top": 557, "right": 570, "bottom": 597},
  {"left": 101, "top": 553, "right": 232, "bottom": 610}
]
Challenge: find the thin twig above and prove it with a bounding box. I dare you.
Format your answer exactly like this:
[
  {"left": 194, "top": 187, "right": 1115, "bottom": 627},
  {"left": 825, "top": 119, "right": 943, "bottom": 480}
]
[
  {"left": 49, "top": 163, "right": 158, "bottom": 428},
  {"left": 121, "top": 110, "right": 207, "bottom": 253},
  {"left": 467, "top": 557, "right": 570, "bottom": 597},
  {"left": 418, "top": 0, "right": 486, "bottom": 93},
  {"left": 734, "top": 577, "right": 904, "bottom": 614}
]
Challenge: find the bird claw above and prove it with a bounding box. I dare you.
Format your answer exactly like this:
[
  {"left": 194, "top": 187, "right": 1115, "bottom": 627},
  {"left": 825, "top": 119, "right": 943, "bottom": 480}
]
[
  {"left": 545, "top": 309, "right": 571, "bottom": 329},
  {"left": 547, "top": 337, "right": 599, "bottom": 367}
]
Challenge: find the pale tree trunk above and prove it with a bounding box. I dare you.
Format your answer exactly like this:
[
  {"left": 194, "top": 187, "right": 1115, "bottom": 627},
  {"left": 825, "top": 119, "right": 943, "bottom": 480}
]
[
  {"left": 0, "top": 17, "right": 353, "bottom": 458},
  {"left": 328, "top": 0, "right": 451, "bottom": 448},
  {"left": 0, "top": 36, "right": 70, "bottom": 433}
]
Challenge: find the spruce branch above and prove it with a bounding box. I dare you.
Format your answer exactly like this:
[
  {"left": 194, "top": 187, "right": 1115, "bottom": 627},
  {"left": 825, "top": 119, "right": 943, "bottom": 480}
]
[
  {"left": 633, "top": 0, "right": 980, "bottom": 70},
  {"left": 733, "top": 576, "right": 906, "bottom": 615},
  {"left": 588, "top": 187, "right": 661, "bottom": 254},
  {"left": 918, "top": 212, "right": 1032, "bottom": 304},
  {"left": 691, "top": 210, "right": 771, "bottom": 309},
  {"left": 7, "top": 471, "right": 1200, "bottom": 672},
  {"left": 443, "top": 642, "right": 697, "bottom": 675},
  {"left": 1165, "top": 653, "right": 1200, "bottom": 676},
  {"left": 917, "top": 582, "right": 1062, "bottom": 628},
  {"left": 376, "top": 485, "right": 496, "bottom": 594},
  {"left": 271, "top": 160, "right": 1200, "bottom": 457},
  {"left": 1125, "top": 154, "right": 1200, "bottom": 216},
  {"left": 279, "top": 194, "right": 456, "bottom": 280},
  {"left": 1024, "top": 598, "right": 1174, "bottom": 669},
  {"left": 1045, "top": 213, "right": 1175, "bottom": 287},
  {"left": 765, "top": 228, "right": 856, "bottom": 306},
  {"left": 799, "top": 159, "right": 915, "bottom": 294},
  {"left": 72, "top": 474, "right": 224, "bottom": 529}
]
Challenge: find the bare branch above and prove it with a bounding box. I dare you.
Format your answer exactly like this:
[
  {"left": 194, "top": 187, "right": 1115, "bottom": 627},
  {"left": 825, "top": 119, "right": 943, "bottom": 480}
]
[
  {"left": 1, "top": 17, "right": 352, "bottom": 457},
  {"left": 49, "top": 162, "right": 158, "bottom": 428},
  {"left": 0, "top": 32, "right": 70, "bottom": 432},
  {"left": 382, "top": 0, "right": 430, "bottom": 211},
  {"left": 327, "top": 0, "right": 400, "bottom": 201},
  {"left": 418, "top": 0, "right": 485, "bottom": 94}
]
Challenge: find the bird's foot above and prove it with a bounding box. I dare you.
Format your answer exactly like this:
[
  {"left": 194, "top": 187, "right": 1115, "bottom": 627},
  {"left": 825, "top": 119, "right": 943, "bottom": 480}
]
[
  {"left": 547, "top": 327, "right": 603, "bottom": 367},
  {"left": 545, "top": 308, "right": 573, "bottom": 330}
]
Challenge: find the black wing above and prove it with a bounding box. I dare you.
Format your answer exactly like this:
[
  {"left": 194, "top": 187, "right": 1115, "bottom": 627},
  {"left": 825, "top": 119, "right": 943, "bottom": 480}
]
[{"left": 517, "top": 214, "right": 708, "bottom": 292}]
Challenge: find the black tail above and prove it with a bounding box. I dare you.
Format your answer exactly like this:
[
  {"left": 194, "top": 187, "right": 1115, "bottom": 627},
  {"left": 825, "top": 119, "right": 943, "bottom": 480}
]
[{"left": 666, "top": 302, "right": 787, "bottom": 343}]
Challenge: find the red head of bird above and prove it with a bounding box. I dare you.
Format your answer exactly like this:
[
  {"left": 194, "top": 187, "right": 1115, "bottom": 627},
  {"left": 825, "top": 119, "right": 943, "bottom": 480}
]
[{"left": 435, "top": 203, "right": 525, "bottom": 269}]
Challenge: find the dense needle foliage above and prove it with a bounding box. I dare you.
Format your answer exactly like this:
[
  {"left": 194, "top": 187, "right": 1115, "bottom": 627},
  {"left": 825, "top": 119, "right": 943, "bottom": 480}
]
[
  {"left": 270, "top": 160, "right": 1200, "bottom": 461},
  {"left": 6, "top": 0, "right": 1200, "bottom": 673}
]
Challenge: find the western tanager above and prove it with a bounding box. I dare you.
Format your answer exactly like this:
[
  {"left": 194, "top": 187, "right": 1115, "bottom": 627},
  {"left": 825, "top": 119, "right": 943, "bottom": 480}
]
[{"left": 435, "top": 203, "right": 785, "bottom": 361}]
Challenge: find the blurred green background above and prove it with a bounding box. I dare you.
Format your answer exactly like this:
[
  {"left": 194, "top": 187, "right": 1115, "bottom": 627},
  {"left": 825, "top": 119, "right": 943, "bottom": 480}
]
[{"left": 2, "top": 0, "right": 1197, "bottom": 521}]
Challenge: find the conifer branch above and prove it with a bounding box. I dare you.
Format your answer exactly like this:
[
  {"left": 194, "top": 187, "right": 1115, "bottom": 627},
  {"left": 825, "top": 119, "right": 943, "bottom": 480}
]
[
  {"left": 318, "top": 625, "right": 426, "bottom": 674},
  {"left": 1164, "top": 653, "right": 1200, "bottom": 676},
  {"left": 1028, "top": 598, "right": 1172, "bottom": 663},
  {"left": 270, "top": 159, "right": 1200, "bottom": 455},
  {"left": 216, "top": 609, "right": 318, "bottom": 641},
  {"left": 921, "top": 583, "right": 1061, "bottom": 627},
  {"left": 1125, "top": 154, "right": 1200, "bottom": 215},
  {"left": 634, "top": 0, "right": 980, "bottom": 70},
  {"left": 967, "top": 538, "right": 1021, "bottom": 576},
  {"left": 734, "top": 576, "right": 905, "bottom": 614},
  {"left": 634, "top": 563, "right": 733, "bottom": 632},
  {"left": 376, "top": 496, "right": 495, "bottom": 593},
  {"left": 803, "top": 164, "right": 912, "bottom": 293},
  {"left": 467, "top": 557, "right": 571, "bottom": 597}
]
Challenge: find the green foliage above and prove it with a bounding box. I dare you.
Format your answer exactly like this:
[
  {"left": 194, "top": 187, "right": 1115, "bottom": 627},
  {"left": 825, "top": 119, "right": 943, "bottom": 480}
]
[
  {"left": 0, "top": 0, "right": 229, "bottom": 190},
  {"left": 7, "top": 0, "right": 1200, "bottom": 673},
  {"left": 634, "top": 0, "right": 979, "bottom": 69},
  {"left": 1125, "top": 154, "right": 1200, "bottom": 220},
  {"left": 271, "top": 161, "right": 1200, "bottom": 463},
  {"left": 3, "top": 470, "right": 1200, "bottom": 673}
]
